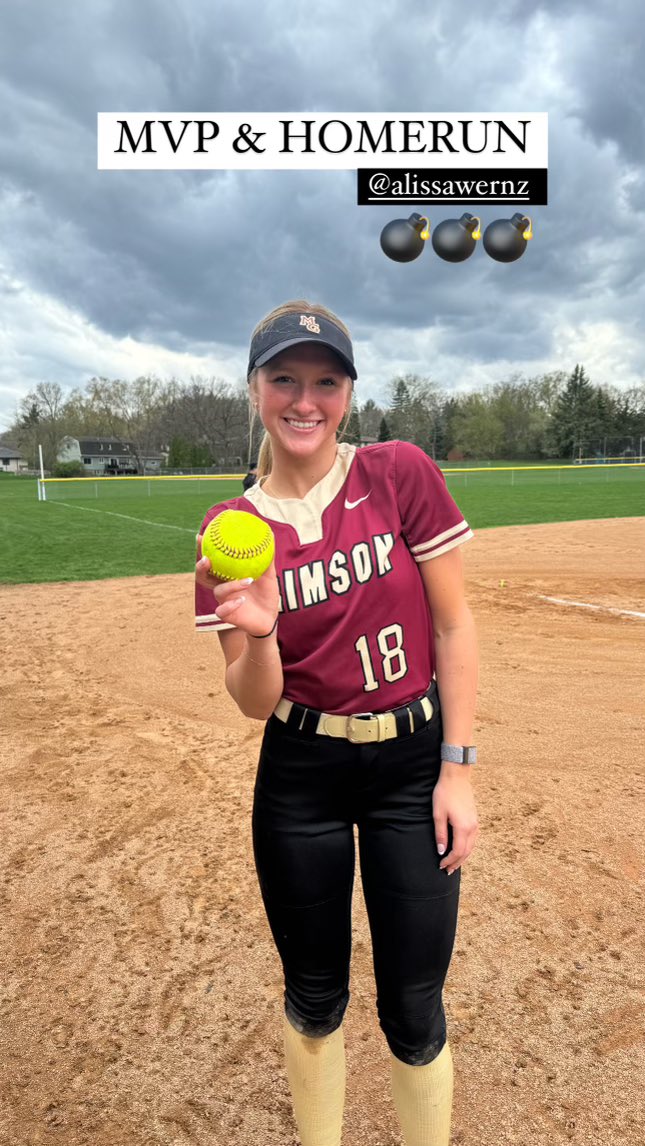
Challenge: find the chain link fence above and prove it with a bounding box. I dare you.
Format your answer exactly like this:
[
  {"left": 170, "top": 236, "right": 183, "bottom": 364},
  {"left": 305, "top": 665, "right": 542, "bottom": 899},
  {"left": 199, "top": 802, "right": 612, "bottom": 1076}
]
[{"left": 572, "top": 436, "right": 645, "bottom": 463}]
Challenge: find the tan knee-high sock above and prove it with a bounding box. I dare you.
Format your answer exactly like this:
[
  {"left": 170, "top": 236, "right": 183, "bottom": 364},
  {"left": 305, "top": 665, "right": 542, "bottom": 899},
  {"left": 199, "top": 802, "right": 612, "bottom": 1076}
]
[
  {"left": 389, "top": 1040, "right": 454, "bottom": 1146},
  {"left": 282, "top": 1013, "right": 346, "bottom": 1146}
]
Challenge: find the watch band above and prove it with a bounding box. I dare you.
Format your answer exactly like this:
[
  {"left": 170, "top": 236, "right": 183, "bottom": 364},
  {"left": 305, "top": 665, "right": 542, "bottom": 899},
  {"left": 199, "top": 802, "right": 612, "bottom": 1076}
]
[{"left": 440, "top": 743, "right": 477, "bottom": 764}]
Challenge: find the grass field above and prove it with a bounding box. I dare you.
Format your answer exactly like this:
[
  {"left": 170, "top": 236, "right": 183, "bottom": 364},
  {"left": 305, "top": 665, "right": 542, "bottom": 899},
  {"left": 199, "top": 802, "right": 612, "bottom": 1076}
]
[{"left": 1, "top": 464, "right": 643, "bottom": 585}]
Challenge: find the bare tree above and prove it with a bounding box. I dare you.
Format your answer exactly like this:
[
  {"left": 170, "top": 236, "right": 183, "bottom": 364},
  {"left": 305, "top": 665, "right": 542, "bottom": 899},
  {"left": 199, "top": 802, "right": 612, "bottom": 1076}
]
[
  {"left": 386, "top": 374, "right": 444, "bottom": 456},
  {"left": 16, "top": 382, "right": 68, "bottom": 470},
  {"left": 84, "top": 375, "right": 171, "bottom": 469},
  {"left": 161, "top": 377, "right": 248, "bottom": 465}
]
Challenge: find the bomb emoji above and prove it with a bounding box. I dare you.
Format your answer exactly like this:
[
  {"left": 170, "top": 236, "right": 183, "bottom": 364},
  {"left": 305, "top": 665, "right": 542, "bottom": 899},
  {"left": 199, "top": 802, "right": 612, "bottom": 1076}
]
[
  {"left": 380, "top": 213, "right": 430, "bottom": 262},
  {"left": 431, "top": 213, "right": 481, "bottom": 262},
  {"left": 483, "top": 213, "right": 533, "bottom": 262}
]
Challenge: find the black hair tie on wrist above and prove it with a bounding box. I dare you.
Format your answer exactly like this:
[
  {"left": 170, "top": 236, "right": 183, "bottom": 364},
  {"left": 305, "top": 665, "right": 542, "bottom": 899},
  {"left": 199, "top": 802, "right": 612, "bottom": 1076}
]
[{"left": 253, "top": 617, "right": 278, "bottom": 638}]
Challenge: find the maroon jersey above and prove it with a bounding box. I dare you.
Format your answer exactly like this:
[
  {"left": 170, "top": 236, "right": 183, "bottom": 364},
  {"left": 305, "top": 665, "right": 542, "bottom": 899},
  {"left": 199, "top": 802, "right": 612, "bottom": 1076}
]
[{"left": 195, "top": 440, "right": 473, "bottom": 716}]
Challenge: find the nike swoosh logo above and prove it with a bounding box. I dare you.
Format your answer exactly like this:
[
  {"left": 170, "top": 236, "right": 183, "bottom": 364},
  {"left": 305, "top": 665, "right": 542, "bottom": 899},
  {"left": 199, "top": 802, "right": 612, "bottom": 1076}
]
[{"left": 344, "top": 492, "right": 371, "bottom": 510}]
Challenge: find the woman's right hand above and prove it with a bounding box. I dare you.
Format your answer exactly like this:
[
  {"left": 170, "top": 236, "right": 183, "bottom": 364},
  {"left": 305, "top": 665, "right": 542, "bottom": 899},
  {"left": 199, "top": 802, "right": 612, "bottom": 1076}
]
[{"left": 195, "top": 534, "right": 281, "bottom": 637}]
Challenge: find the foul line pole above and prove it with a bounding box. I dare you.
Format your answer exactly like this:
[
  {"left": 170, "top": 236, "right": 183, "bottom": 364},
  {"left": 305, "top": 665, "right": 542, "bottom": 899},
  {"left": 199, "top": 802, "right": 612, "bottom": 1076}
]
[{"left": 38, "top": 444, "right": 45, "bottom": 501}]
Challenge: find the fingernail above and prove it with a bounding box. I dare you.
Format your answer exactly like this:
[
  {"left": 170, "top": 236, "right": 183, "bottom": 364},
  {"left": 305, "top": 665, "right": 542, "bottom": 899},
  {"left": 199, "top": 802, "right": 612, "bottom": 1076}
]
[
  {"left": 437, "top": 844, "right": 446, "bottom": 855},
  {"left": 240, "top": 577, "right": 254, "bottom": 585}
]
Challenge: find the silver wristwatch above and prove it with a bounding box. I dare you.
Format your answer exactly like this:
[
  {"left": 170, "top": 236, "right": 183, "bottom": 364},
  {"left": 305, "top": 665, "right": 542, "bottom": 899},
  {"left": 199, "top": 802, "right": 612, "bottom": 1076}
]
[{"left": 441, "top": 743, "right": 477, "bottom": 765}]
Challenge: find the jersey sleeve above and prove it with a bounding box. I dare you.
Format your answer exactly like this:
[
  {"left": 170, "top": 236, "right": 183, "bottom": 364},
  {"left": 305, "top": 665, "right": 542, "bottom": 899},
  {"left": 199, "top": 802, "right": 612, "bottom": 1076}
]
[
  {"left": 394, "top": 439, "right": 473, "bottom": 562},
  {"left": 194, "top": 502, "right": 238, "bottom": 633}
]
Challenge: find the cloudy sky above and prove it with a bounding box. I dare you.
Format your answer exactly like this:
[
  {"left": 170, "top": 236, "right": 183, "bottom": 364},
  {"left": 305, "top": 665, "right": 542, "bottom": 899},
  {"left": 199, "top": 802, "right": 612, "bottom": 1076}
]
[{"left": 1, "top": 0, "right": 644, "bottom": 432}]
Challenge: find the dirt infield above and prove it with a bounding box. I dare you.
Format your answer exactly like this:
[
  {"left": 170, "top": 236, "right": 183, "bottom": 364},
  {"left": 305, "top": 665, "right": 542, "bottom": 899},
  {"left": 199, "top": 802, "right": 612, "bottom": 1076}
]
[{"left": 2, "top": 517, "right": 644, "bottom": 1146}]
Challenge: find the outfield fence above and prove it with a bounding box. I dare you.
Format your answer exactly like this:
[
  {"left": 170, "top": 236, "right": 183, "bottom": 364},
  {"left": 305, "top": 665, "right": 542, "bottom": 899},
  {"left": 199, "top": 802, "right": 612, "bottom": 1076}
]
[
  {"left": 38, "top": 462, "right": 645, "bottom": 502},
  {"left": 37, "top": 473, "right": 244, "bottom": 501}
]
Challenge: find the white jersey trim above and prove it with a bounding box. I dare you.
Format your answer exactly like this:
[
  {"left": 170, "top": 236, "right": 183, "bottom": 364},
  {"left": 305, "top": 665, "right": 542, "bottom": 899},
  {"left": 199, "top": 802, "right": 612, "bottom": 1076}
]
[
  {"left": 243, "top": 441, "right": 358, "bottom": 545},
  {"left": 195, "top": 613, "right": 237, "bottom": 632},
  {"left": 414, "top": 528, "right": 474, "bottom": 562},
  {"left": 411, "top": 519, "right": 471, "bottom": 555}
]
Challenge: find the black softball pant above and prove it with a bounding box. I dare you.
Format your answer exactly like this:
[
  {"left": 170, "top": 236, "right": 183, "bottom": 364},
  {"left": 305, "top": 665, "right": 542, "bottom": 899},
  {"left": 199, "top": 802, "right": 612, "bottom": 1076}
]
[{"left": 251, "top": 683, "right": 461, "bottom": 1067}]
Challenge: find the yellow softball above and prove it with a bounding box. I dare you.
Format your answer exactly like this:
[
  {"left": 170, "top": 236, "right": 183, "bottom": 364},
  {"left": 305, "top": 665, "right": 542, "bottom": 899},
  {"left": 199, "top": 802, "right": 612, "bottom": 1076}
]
[{"left": 202, "top": 510, "right": 275, "bottom": 581}]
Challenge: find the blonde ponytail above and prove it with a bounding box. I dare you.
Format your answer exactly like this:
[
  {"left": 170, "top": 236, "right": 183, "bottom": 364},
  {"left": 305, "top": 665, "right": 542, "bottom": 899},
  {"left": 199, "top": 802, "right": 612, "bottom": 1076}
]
[{"left": 257, "top": 429, "right": 273, "bottom": 480}]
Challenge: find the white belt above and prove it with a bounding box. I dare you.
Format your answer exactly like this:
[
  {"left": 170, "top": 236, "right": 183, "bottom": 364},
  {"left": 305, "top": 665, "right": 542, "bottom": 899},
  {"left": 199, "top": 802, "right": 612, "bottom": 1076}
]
[{"left": 273, "top": 694, "right": 434, "bottom": 744}]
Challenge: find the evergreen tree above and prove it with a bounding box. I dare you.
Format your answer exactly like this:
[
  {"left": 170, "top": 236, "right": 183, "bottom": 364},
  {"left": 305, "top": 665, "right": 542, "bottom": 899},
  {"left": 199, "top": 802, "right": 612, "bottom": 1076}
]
[
  {"left": 387, "top": 377, "right": 414, "bottom": 441},
  {"left": 438, "top": 397, "right": 460, "bottom": 458},
  {"left": 167, "top": 436, "right": 192, "bottom": 467},
  {"left": 20, "top": 401, "right": 42, "bottom": 430},
  {"left": 614, "top": 384, "right": 645, "bottom": 451},
  {"left": 549, "top": 364, "right": 597, "bottom": 459},
  {"left": 189, "top": 443, "right": 212, "bottom": 467},
  {"left": 391, "top": 378, "right": 411, "bottom": 412},
  {"left": 344, "top": 402, "right": 362, "bottom": 445},
  {"left": 15, "top": 400, "right": 43, "bottom": 468},
  {"left": 588, "top": 387, "right": 618, "bottom": 457},
  {"left": 378, "top": 416, "right": 391, "bottom": 441},
  {"left": 359, "top": 398, "right": 385, "bottom": 440}
]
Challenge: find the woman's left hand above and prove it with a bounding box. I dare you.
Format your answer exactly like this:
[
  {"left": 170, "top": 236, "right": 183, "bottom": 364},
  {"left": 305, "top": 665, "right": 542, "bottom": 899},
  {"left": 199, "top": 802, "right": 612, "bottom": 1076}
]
[{"left": 433, "top": 767, "right": 479, "bottom": 875}]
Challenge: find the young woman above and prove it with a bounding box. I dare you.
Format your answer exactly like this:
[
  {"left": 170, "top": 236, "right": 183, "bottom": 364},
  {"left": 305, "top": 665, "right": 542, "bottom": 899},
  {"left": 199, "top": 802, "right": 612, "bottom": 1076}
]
[{"left": 195, "top": 300, "right": 479, "bottom": 1146}]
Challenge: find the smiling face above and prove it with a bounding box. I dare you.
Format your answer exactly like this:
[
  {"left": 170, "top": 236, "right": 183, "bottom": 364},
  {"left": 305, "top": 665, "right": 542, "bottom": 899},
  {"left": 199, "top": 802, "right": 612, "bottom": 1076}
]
[{"left": 252, "top": 342, "right": 352, "bottom": 464}]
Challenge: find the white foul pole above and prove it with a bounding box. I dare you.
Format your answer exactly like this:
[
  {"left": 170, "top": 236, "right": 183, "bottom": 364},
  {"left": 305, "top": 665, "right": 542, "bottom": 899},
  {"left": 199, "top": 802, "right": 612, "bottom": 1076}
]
[{"left": 38, "top": 443, "right": 46, "bottom": 501}]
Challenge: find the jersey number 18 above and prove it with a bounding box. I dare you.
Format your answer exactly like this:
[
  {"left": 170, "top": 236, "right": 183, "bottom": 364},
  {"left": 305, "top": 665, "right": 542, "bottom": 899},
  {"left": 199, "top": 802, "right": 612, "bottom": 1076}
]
[{"left": 355, "top": 624, "right": 407, "bottom": 693}]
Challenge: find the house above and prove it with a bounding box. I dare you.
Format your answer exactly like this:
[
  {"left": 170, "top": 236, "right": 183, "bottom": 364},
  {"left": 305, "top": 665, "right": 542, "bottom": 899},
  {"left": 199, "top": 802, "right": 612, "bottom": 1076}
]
[
  {"left": 58, "top": 437, "right": 163, "bottom": 475},
  {"left": 0, "top": 446, "right": 27, "bottom": 473}
]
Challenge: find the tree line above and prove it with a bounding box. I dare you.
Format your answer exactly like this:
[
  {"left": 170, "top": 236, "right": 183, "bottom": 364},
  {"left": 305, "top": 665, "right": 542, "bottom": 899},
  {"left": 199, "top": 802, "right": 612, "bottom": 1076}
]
[{"left": 3, "top": 365, "right": 644, "bottom": 473}]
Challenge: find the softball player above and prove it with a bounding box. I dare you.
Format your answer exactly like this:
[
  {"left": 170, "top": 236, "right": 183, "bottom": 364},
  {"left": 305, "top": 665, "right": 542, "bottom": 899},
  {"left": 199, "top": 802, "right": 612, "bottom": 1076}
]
[{"left": 195, "top": 300, "right": 479, "bottom": 1146}]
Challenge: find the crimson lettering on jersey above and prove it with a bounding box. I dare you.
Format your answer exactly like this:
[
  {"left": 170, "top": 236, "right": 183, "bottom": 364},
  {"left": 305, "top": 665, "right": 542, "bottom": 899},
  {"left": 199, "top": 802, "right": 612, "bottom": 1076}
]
[{"left": 195, "top": 440, "right": 473, "bottom": 716}]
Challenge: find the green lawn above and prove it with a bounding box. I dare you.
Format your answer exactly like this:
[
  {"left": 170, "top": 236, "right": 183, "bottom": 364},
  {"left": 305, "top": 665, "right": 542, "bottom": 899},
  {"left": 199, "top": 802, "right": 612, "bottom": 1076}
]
[
  {"left": 0, "top": 466, "right": 643, "bottom": 585},
  {"left": 442, "top": 465, "right": 644, "bottom": 527}
]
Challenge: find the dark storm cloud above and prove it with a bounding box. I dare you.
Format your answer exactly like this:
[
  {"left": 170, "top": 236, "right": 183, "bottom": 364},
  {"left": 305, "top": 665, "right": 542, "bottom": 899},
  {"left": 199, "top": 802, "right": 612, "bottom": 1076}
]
[
  {"left": 0, "top": 0, "right": 644, "bottom": 418},
  {"left": 0, "top": 0, "right": 381, "bottom": 348},
  {"left": 506, "top": 0, "right": 645, "bottom": 165}
]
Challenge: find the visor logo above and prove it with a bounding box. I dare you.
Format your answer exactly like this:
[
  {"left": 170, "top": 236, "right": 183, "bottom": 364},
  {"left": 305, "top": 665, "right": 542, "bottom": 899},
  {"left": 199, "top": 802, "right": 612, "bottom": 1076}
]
[{"left": 300, "top": 315, "right": 321, "bottom": 334}]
